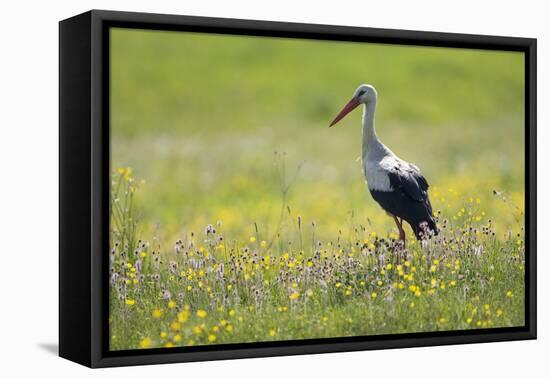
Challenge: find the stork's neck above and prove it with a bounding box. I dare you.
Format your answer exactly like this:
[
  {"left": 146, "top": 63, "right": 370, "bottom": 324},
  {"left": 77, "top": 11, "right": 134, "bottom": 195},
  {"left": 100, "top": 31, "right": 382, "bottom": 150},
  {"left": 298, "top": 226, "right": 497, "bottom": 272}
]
[{"left": 362, "top": 100, "right": 379, "bottom": 156}]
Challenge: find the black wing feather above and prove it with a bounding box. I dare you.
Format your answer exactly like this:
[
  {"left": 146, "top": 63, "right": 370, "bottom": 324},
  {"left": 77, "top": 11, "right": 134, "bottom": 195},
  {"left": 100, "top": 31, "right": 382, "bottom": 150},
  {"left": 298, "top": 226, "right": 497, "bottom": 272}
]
[
  {"left": 370, "top": 166, "right": 437, "bottom": 239},
  {"left": 388, "top": 166, "right": 428, "bottom": 202}
]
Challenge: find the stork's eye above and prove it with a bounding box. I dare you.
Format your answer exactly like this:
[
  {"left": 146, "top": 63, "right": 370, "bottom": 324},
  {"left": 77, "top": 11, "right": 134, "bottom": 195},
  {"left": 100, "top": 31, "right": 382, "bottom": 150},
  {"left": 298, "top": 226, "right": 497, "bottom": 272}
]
[{"left": 357, "top": 90, "right": 365, "bottom": 97}]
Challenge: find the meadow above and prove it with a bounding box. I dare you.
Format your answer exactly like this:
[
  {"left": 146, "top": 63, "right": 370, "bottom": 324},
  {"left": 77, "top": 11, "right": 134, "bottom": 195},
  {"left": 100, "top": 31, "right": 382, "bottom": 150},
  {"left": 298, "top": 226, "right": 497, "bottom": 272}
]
[{"left": 109, "top": 28, "right": 525, "bottom": 350}]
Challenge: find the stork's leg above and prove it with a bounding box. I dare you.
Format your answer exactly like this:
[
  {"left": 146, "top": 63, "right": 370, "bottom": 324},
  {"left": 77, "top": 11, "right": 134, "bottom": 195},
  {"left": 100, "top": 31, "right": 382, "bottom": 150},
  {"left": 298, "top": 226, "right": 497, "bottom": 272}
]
[{"left": 392, "top": 215, "right": 406, "bottom": 249}]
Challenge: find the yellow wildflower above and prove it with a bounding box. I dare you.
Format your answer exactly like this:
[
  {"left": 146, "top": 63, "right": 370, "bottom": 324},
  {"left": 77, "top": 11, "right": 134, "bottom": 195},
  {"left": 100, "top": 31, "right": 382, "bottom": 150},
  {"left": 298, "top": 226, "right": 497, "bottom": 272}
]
[
  {"left": 139, "top": 337, "right": 152, "bottom": 348},
  {"left": 152, "top": 309, "right": 162, "bottom": 319},
  {"left": 177, "top": 309, "right": 190, "bottom": 323},
  {"left": 196, "top": 309, "right": 208, "bottom": 318},
  {"left": 192, "top": 325, "right": 203, "bottom": 334}
]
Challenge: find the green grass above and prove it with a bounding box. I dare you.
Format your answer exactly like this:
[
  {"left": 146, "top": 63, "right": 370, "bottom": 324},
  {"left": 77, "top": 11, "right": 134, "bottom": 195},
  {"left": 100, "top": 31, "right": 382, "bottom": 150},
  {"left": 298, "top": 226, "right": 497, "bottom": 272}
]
[
  {"left": 111, "top": 28, "right": 524, "bottom": 136},
  {"left": 109, "top": 171, "right": 525, "bottom": 350},
  {"left": 108, "top": 28, "right": 526, "bottom": 350}
]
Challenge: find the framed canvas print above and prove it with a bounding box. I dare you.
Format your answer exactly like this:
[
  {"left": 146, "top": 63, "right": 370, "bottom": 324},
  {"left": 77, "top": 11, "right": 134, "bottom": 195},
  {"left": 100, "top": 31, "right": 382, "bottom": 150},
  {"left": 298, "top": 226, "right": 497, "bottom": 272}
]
[{"left": 59, "top": 10, "right": 537, "bottom": 368}]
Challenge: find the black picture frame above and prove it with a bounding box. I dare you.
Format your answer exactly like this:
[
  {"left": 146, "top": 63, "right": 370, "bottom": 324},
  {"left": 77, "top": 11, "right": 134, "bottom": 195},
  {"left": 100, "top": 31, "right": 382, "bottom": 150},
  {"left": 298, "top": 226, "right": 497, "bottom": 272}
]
[{"left": 59, "top": 9, "right": 537, "bottom": 368}]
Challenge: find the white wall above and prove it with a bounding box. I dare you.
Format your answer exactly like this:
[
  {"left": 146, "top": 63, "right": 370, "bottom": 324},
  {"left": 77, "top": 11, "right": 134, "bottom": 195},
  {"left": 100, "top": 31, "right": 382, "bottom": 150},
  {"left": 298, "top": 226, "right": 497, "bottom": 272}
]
[{"left": 0, "top": 0, "right": 546, "bottom": 376}]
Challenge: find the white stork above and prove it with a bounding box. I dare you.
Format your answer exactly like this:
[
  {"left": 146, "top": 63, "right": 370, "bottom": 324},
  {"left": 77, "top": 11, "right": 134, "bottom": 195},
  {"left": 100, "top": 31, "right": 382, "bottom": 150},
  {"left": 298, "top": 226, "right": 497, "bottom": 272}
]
[{"left": 329, "top": 84, "right": 437, "bottom": 246}]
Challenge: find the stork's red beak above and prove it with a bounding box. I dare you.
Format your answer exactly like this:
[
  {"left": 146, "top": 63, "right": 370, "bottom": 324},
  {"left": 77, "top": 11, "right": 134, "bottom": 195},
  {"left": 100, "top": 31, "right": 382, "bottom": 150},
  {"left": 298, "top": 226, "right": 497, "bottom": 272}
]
[{"left": 329, "top": 97, "right": 360, "bottom": 127}]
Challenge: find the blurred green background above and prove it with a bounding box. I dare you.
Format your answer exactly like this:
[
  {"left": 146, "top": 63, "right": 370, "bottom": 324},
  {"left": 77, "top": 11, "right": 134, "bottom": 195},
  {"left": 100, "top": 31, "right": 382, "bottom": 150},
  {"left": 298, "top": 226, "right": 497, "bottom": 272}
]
[{"left": 110, "top": 28, "right": 525, "bottom": 244}]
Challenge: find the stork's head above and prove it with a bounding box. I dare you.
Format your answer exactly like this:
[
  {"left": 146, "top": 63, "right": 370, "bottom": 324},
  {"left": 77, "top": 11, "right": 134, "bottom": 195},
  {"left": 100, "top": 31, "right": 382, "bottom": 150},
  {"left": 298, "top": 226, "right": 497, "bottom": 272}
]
[{"left": 329, "top": 84, "right": 377, "bottom": 127}]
